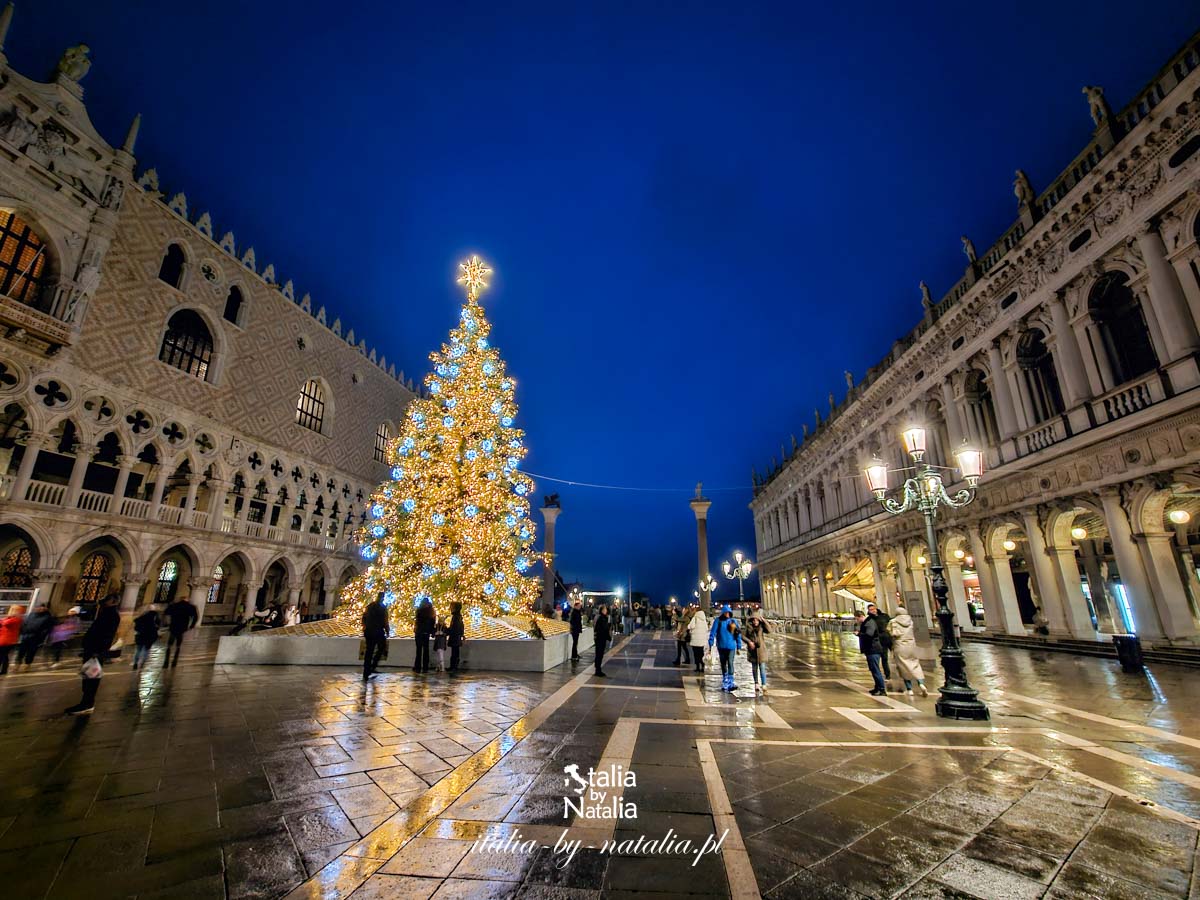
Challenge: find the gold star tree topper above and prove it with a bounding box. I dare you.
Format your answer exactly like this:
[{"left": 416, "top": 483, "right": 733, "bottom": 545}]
[{"left": 457, "top": 255, "right": 492, "bottom": 301}]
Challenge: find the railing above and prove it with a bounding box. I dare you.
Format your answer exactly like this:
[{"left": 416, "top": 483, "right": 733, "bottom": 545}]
[
  {"left": 25, "top": 480, "right": 66, "bottom": 506},
  {"left": 1019, "top": 416, "right": 1068, "bottom": 456},
  {"left": 76, "top": 488, "right": 112, "bottom": 513},
  {"left": 1092, "top": 371, "right": 1165, "bottom": 424},
  {"left": 158, "top": 505, "right": 185, "bottom": 526},
  {"left": 120, "top": 496, "right": 151, "bottom": 519},
  {"left": 191, "top": 511, "right": 209, "bottom": 529}
]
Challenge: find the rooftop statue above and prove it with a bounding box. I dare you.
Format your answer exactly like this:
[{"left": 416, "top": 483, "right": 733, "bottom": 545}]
[
  {"left": 56, "top": 44, "right": 91, "bottom": 81},
  {"left": 961, "top": 235, "right": 977, "bottom": 264},
  {"left": 919, "top": 280, "right": 933, "bottom": 311},
  {"left": 1013, "top": 169, "right": 1035, "bottom": 207},
  {"left": 1082, "top": 85, "right": 1111, "bottom": 126}
]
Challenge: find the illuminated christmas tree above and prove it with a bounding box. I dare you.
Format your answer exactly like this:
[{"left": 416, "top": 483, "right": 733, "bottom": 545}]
[{"left": 336, "top": 256, "right": 541, "bottom": 630}]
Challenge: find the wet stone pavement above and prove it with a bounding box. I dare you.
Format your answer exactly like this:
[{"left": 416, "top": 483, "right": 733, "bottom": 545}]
[{"left": 1, "top": 625, "right": 1199, "bottom": 899}]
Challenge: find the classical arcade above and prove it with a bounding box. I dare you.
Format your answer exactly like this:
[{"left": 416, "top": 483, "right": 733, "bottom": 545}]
[{"left": 753, "top": 32, "right": 1200, "bottom": 646}]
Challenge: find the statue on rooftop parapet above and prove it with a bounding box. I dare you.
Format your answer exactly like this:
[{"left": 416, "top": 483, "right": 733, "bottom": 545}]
[
  {"left": 919, "top": 281, "right": 933, "bottom": 311},
  {"left": 1013, "top": 169, "right": 1035, "bottom": 207},
  {"left": 1083, "top": 85, "right": 1111, "bottom": 126},
  {"left": 961, "top": 235, "right": 977, "bottom": 264},
  {"left": 844, "top": 370, "right": 853, "bottom": 390},
  {"left": 55, "top": 44, "right": 92, "bottom": 82}
]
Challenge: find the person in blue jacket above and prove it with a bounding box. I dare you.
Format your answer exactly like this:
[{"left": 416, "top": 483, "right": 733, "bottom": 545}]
[{"left": 708, "top": 604, "right": 742, "bottom": 692}]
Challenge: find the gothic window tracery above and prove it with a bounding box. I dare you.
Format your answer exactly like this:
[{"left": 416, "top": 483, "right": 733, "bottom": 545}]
[
  {"left": 159, "top": 310, "right": 214, "bottom": 380},
  {"left": 0, "top": 210, "right": 49, "bottom": 307}
]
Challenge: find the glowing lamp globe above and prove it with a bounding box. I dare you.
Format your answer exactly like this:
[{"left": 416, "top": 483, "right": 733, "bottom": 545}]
[
  {"left": 953, "top": 549, "right": 966, "bottom": 560},
  {"left": 955, "top": 444, "right": 984, "bottom": 487},
  {"left": 1070, "top": 526, "right": 1088, "bottom": 540},
  {"left": 901, "top": 426, "right": 927, "bottom": 458},
  {"left": 864, "top": 458, "right": 889, "bottom": 496},
  {"left": 1002, "top": 539, "right": 1017, "bottom": 552},
  {"left": 1169, "top": 509, "right": 1191, "bottom": 525}
]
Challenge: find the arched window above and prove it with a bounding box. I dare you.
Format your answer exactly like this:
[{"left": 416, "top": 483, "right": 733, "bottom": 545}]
[
  {"left": 1089, "top": 272, "right": 1159, "bottom": 386},
  {"left": 158, "top": 243, "right": 186, "bottom": 288},
  {"left": 0, "top": 546, "right": 32, "bottom": 587},
  {"left": 296, "top": 379, "right": 326, "bottom": 433},
  {"left": 153, "top": 559, "right": 179, "bottom": 604},
  {"left": 223, "top": 286, "right": 244, "bottom": 325},
  {"left": 207, "top": 564, "right": 225, "bottom": 604},
  {"left": 159, "top": 309, "right": 214, "bottom": 380},
  {"left": 0, "top": 210, "right": 50, "bottom": 306},
  {"left": 1017, "top": 329, "right": 1064, "bottom": 424},
  {"left": 373, "top": 423, "right": 391, "bottom": 463},
  {"left": 74, "top": 552, "right": 112, "bottom": 604},
  {"left": 963, "top": 370, "right": 1000, "bottom": 447}
]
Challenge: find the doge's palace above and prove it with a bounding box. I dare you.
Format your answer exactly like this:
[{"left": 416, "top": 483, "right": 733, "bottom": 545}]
[
  {"left": 0, "top": 13, "right": 417, "bottom": 622},
  {"left": 753, "top": 31, "right": 1200, "bottom": 648}
]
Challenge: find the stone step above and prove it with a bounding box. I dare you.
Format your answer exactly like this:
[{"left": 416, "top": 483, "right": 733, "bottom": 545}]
[{"left": 958, "top": 631, "right": 1200, "bottom": 668}]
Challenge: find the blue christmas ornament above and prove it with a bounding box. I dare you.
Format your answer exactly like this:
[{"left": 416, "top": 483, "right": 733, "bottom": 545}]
[
  {"left": 425, "top": 539, "right": 436, "bottom": 549},
  {"left": 421, "top": 564, "right": 437, "bottom": 578},
  {"left": 465, "top": 449, "right": 477, "bottom": 461},
  {"left": 520, "top": 527, "right": 531, "bottom": 539},
  {"left": 490, "top": 400, "right": 503, "bottom": 414},
  {"left": 413, "top": 412, "right": 424, "bottom": 423},
  {"left": 360, "top": 546, "right": 377, "bottom": 560},
  {"left": 483, "top": 362, "right": 496, "bottom": 376},
  {"left": 477, "top": 338, "right": 489, "bottom": 349},
  {"left": 505, "top": 586, "right": 518, "bottom": 599},
  {"left": 495, "top": 572, "right": 506, "bottom": 583},
  {"left": 515, "top": 484, "right": 528, "bottom": 496},
  {"left": 450, "top": 345, "right": 465, "bottom": 359},
  {"left": 449, "top": 555, "right": 462, "bottom": 570},
  {"left": 436, "top": 364, "right": 448, "bottom": 376},
  {"left": 371, "top": 525, "right": 386, "bottom": 538},
  {"left": 449, "top": 364, "right": 460, "bottom": 377},
  {"left": 403, "top": 498, "right": 416, "bottom": 512},
  {"left": 483, "top": 582, "right": 496, "bottom": 595},
  {"left": 432, "top": 513, "right": 445, "bottom": 526},
  {"left": 442, "top": 415, "right": 454, "bottom": 427},
  {"left": 420, "top": 450, "right": 431, "bottom": 459},
  {"left": 371, "top": 504, "right": 385, "bottom": 518},
  {"left": 501, "top": 379, "right": 512, "bottom": 391},
  {"left": 391, "top": 466, "right": 403, "bottom": 479},
  {"left": 429, "top": 382, "right": 441, "bottom": 394},
  {"left": 469, "top": 606, "right": 482, "bottom": 625},
  {"left": 505, "top": 514, "right": 517, "bottom": 527},
  {"left": 500, "top": 600, "right": 511, "bottom": 612},
  {"left": 508, "top": 439, "right": 521, "bottom": 449},
  {"left": 516, "top": 556, "right": 530, "bottom": 572},
  {"left": 402, "top": 437, "right": 415, "bottom": 450},
  {"left": 464, "top": 504, "right": 478, "bottom": 518},
  {"left": 384, "top": 591, "right": 397, "bottom": 605},
  {"left": 507, "top": 456, "right": 519, "bottom": 469},
  {"left": 482, "top": 439, "right": 495, "bottom": 453},
  {"left": 445, "top": 398, "right": 457, "bottom": 409},
  {"left": 487, "top": 471, "right": 498, "bottom": 480},
  {"left": 501, "top": 416, "right": 514, "bottom": 427}
]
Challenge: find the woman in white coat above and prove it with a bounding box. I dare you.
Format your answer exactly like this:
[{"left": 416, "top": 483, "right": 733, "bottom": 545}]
[
  {"left": 887, "top": 605, "right": 928, "bottom": 697},
  {"left": 687, "top": 607, "right": 709, "bottom": 673}
]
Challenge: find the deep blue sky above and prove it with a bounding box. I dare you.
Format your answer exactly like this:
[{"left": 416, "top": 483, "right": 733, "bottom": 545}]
[{"left": 15, "top": 2, "right": 1198, "bottom": 604}]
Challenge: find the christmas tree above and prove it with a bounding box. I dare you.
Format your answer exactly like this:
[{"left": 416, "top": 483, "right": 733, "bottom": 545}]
[{"left": 336, "top": 257, "right": 541, "bottom": 630}]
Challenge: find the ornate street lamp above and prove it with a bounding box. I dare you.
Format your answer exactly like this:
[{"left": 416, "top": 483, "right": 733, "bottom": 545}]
[
  {"left": 722, "top": 551, "right": 753, "bottom": 604},
  {"left": 864, "top": 429, "right": 989, "bottom": 720},
  {"left": 698, "top": 574, "right": 717, "bottom": 606}
]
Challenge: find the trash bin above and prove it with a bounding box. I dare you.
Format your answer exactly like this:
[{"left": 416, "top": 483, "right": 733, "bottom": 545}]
[{"left": 1112, "top": 634, "right": 1144, "bottom": 673}]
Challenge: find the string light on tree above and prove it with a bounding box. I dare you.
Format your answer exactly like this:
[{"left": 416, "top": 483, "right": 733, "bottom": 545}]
[{"left": 335, "top": 255, "right": 542, "bottom": 629}]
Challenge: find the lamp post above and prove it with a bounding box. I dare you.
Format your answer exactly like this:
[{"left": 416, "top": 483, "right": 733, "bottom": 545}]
[
  {"left": 722, "top": 551, "right": 753, "bottom": 605},
  {"left": 864, "top": 428, "right": 990, "bottom": 720},
  {"left": 698, "top": 574, "right": 717, "bottom": 608}
]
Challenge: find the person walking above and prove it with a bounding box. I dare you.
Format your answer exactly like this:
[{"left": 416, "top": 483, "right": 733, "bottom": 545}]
[
  {"left": 593, "top": 603, "right": 611, "bottom": 677},
  {"left": 447, "top": 602, "right": 465, "bottom": 673},
  {"left": 413, "top": 597, "right": 435, "bottom": 673},
  {"left": 65, "top": 594, "right": 121, "bottom": 715},
  {"left": 672, "top": 607, "right": 691, "bottom": 665},
  {"left": 854, "top": 610, "right": 887, "bottom": 695},
  {"left": 0, "top": 604, "right": 23, "bottom": 674},
  {"left": 17, "top": 603, "right": 55, "bottom": 666},
  {"left": 162, "top": 592, "right": 199, "bottom": 668},
  {"left": 867, "top": 603, "right": 893, "bottom": 688},
  {"left": 569, "top": 599, "right": 583, "bottom": 661},
  {"left": 48, "top": 608, "right": 80, "bottom": 667},
  {"left": 362, "top": 591, "right": 389, "bottom": 681},
  {"left": 687, "top": 606, "right": 709, "bottom": 673},
  {"left": 638, "top": 602, "right": 647, "bottom": 630},
  {"left": 887, "top": 605, "right": 929, "bottom": 697},
  {"left": 744, "top": 611, "right": 771, "bottom": 697},
  {"left": 433, "top": 617, "right": 449, "bottom": 672},
  {"left": 131, "top": 604, "right": 161, "bottom": 669},
  {"left": 708, "top": 604, "right": 742, "bottom": 692}
]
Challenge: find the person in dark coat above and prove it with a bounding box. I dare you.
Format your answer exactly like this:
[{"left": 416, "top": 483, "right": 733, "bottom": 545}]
[
  {"left": 362, "top": 592, "right": 390, "bottom": 681},
  {"left": 162, "top": 594, "right": 199, "bottom": 668},
  {"left": 569, "top": 599, "right": 583, "bottom": 661},
  {"left": 17, "top": 603, "right": 55, "bottom": 666},
  {"left": 447, "top": 603, "right": 465, "bottom": 673},
  {"left": 593, "top": 604, "right": 611, "bottom": 677},
  {"left": 131, "top": 604, "right": 161, "bottom": 669},
  {"left": 413, "top": 598, "right": 435, "bottom": 673},
  {"left": 65, "top": 594, "right": 121, "bottom": 715},
  {"left": 867, "top": 603, "right": 893, "bottom": 685},
  {"left": 854, "top": 610, "right": 887, "bottom": 695}
]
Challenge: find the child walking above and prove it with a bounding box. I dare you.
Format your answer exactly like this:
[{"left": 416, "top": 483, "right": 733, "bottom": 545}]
[{"left": 433, "top": 617, "right": 449, "bottom": 672}]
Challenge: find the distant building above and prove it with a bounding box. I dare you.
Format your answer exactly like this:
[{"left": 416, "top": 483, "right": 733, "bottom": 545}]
[
  {"left": 0, "top": 17, "right": 418, "bottom": 620},
  {"left": 753, "top": 31, "right": 1200, "bottom": 645}
]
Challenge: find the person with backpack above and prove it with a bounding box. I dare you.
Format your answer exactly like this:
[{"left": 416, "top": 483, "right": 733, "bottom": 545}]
[
  {"left": 744, "top": 611, "right": 770, "bottom": 697},
  {"left": 854, "top": 609, "right": 887, "bottom": 696},
  {"left": 708, "top": 604, "right": 742, "bottom": 692},
  {"left": 867, "top": 603, "right": 893, "bottom": 688}
]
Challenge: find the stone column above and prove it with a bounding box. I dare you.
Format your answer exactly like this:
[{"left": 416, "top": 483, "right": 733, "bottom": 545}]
[
  {"left": 968, "top": 526, "right": 1024, "bottom": 635},
  {"left": 869, "top": 550, "right": 889, "bottom": 613},
  {"left": 1169, "top": 250, "right": 1200, "bottom": 327},
  {"left": 189, "top": 578, "right": 212, "bottom": 626},
  {"left": 183, "top": 472, "right": 203, "bottom": 525},
  {"left": 30, "top": 568, "right": 62, "bottom": 612},
  {"left": 119, "top": 574, "right": 146, "bottom": 613},
  {"left": 207, "top": 479, "right": 230, "bottom": 532},
  {"left": 690, "top": 487, "right": 713, "bottom": 606},
  {"left": 1020, "top": 510, "right": 1068, "bottom": 634},
  {"left": 1048, "top": 290, "right": 1092, "bottom": 407},
  {"left": 63, "top": 444, "right": 96, "bottom": 509},
  {"left": 286, "top": 586, "right": 302, "bottom": 623},
  {"left": 1135, "top": 533, "right": 1198, "bottom": 640},
  {"left": 1098, "top": 489, "right": 1164, "bottom": 640},
  {"left": 540, "top": 504, "right": 561, "bottom": 613},
  {"left": 10, "top": 432, "right": 49, "bottom": 501},
  {"left": 1175, "top": 534, "right": 1200, "bottom": 624},
  {"left": 945, "top": 563, "right": 973, "bottom": 631},
  {"left": 1077, "top": 540, "right": 1116, "bottom": 632},
  {"left": 1007, "top": 360, "right": 1034, "bottom": 433},
  {"left": 1135, "top": 223, "right": 1200, "bottom": 364},
  {"left": 147, "top": 467, "right": 168, "bottom": 521},
  {"left": 1048, "top": 546, "right": 1100, "bottom": 638},
  {"left": 939, "top": 380, "right": 964, "bottom": 449},
  {"left": 111, "top": 455, "right": 135, "bottom": 513},
  {"left": 986, "top": 340, "right": 1018, "bottom": 439}
]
